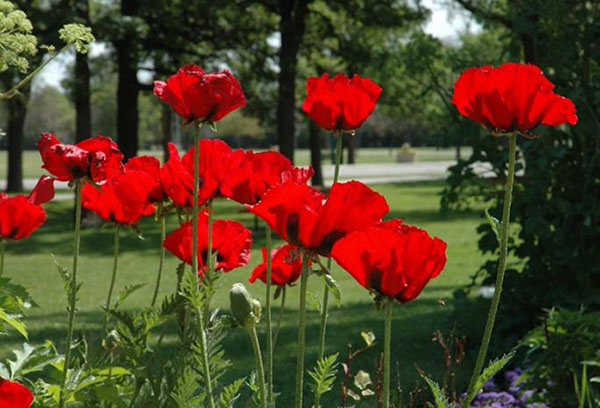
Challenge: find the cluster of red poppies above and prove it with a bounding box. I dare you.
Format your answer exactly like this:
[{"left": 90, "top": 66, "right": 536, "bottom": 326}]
[{"left": 0, "top": 60, "right": 580, "bottom": 407}]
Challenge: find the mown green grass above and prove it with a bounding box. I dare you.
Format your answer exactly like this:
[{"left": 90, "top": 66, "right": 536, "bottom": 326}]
[{"left": 0, "top": 181, "right": 487, "bottom": 405}]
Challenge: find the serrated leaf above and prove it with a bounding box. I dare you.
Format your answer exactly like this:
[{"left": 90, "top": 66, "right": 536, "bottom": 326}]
[
  {"left": 485, "top": 208, "right": 501, "bottom": 242},
  {"left": 474, "top": 352, "right": 515, "bottom": 396},
  {"left": 308, "top": 353, "right": 339, "bottom": 407},
  {"left": 114, "top": 283, "right": 145, "bottom": 310},
  {"left": 308, "top": 292, "right": 322, "bottom": 313},
  {"left": 219, "top": 377, "right": 245, "bottom": 408},
  {"left": 422, "top": 376, "right": 450, "bottom": 408},
  {"left": 0, "top": 309, "right": 27, "bottom": 339},
  {"left": 320, "top": 274, "right": 342, "bottom": 307}
]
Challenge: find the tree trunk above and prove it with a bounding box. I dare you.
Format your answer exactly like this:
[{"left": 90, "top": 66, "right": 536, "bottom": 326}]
[
  {"left": 277, "top": 0, "right": 308, "bottom": 163},
  {"left": 115, "top": 0, "right": 139, "bottom": 159},
  {"left": 347, "top": 134, "right": 355, "bottom": 164},
  {"left": 5, "top": 92, "right": 28, "bottom": 192},
  {"left": 308, "top": 119, "right": 323, "bottom": 187},
  {"left": 74, "top": 0, "right": 91, "bottom": 143},
  {"left": 162, "top": 104, "right": 172, "bottom": 162}
]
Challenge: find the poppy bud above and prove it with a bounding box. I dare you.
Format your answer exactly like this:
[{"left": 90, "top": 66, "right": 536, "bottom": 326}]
[{"left": 229, "top": 283, "right": 261, "bottom": 329}]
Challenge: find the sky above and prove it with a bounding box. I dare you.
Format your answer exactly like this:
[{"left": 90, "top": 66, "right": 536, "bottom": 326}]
[{"left": 37, "top": 0, "right": 480, "bottom": 88}]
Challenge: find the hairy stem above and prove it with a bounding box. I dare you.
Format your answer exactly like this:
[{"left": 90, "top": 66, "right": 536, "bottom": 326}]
[
  {"left": 463, "top": 133, "right": 518, "bottom": 406},
  {"left": 192, "top": 126, "right": 216, "bottom": 408},
  {"left": 273, "top": 286, "right": 287, "bottom": 349},
  {"left": 383, "top": 299, "right": 393, "bottom": 408},
  {"left": 318, "top": 131, "right": 343, "bottom": 360},
  {"left": 103, "top": 225, "right": 120, "bottom": 332},
  {"left": 294, "top": 254, "right": 310, "bottom": 408},
  {"left": 59, "top": 179, "right": 83, "bottom": 408},
  {"left": 151, "top": 213, "right": 166, "bottom": 306},
  {"left": 265, "top": 225, "right": 273, "bottom": 404},
  {"left": 249, "top": 325, "right": 268, "bottom": 408}
]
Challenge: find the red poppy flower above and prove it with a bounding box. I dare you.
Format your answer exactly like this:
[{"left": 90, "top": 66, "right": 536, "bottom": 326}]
[
  {"left": 160, "top": 141, "right": 241, "bottom": 208},
  {"left": 0, "top": 379, "right": 33, "bottom": 408},
  {"left": 331, "top": 220, "right": 447, "bottom": 303},
  {"left": 124, "top": 156, "right": 164, "bottom": 202},
  {"left": 249, "top": 180, "right": 388, "bottom": 256},
  {"left": 82, "top": 171, "right": 156, "bottom": 226},
  {"left": 0, "top": 176, "right": 53, "bottom": 241},
  {"left": 221, "top": 150, "right": 313, "bottom": 205},
  {"left": 27, "top": 176, "right": 55, "bottom": 206},
  {"left": 452, "top": 62, "right": 578, "bottom": 136},
  {"left": 302, "top": 73, "right": 382, "bottom": 131},
  {"left": 249, "top": 244, "right": 304, "bottom": 286},
  {"left": 154, "top": 64, "right": 246, "bottom": 124},
  {"left": 163, "top": 211, "right": 252, "bottom": 275},
  {"left": 38, "top": 133, "right": 124, "bottom": 182}
]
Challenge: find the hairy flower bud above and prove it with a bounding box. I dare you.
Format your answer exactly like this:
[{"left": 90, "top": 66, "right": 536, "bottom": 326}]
[{"left": 229, "top": 283, "right": 261, "bottom": 328}]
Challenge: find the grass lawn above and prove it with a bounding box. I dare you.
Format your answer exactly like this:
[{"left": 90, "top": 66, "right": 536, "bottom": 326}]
[
  {"left": 1, "top": 147, "right": 472, "bottom": 181},
  {"left": 0, "top": 181, "right": 487, "bottom": 405}
]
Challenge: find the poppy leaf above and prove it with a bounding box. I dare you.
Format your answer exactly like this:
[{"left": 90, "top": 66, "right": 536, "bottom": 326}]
[{"left": 485, "top": 208, "right": 501, "bottom": 242}]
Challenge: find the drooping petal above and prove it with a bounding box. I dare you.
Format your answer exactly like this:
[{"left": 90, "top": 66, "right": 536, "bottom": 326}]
[{"left": 27, "top": 176, "right": 55, "bottom": 205}]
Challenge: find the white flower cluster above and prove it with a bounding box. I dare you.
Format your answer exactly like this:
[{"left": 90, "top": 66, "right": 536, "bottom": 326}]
[{"left": 0, "top": 0, "right": 37, "bottom": 73}]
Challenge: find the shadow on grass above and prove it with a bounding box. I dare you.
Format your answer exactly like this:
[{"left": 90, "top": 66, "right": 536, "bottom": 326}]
[{"left": 2, "top": 298, "right": 472, "bottom": 407}]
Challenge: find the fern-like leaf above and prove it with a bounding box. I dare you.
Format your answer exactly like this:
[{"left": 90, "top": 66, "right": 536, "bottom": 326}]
[
  {"left": 219, "top": 378, "right": 245, "bottom": 408},
  {"left": 422, "top": 376, "right": 450, "bottom": 408},
  {"left": 308, "top": 353, "right": 339, "bottom": 407}
]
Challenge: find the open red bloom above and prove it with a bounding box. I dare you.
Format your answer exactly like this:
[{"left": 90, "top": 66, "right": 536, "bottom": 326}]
[
  {"left": 154, "top": 64, "right": 246, "bottom": 124},
  {"left": 221, "top": 150, "right": 313, "bottom": 205},
  {"left": 82, "top": 171, "right": 155, "bottom": 225},
  {"left": 331, "top": 220, "right": 447, "bottom": 303},
  {"left": 0, "top": 379, "right": 33, "bottom": 407},
  {"left": 302, "top": 73, "right": 382, "bottom": 131},
  {"left": 0, "top": 176, "right": 53, "bottom": 241},
  {"left": 249, "top": 244, "right": 304, "bottom": 286},
  {"left": 160, "top": 141, "right": 241, "bottom": 208},
  {"left": 124, "top": 156, "right": 164, "bottom": 202},
  {"left": 163, "top": 211, "right": 252, "bottom": 275},
  {"left": 452, "top": 62, "right": 578, "bottom": 136},
  {"left": 249, "top": 180, "right": 388, "bottom": 256},
  {"left": 38, "top": 133, "right": 124, "bottom": 182}
]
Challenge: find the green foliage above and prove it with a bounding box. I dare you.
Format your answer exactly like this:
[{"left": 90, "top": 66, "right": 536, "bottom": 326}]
[
  {"left": 308, "top": 353, "right": 339, "bottom": 407},
  {"left": 443, "top": 0, "right": 600, "bottom": 350},
  {"left": 422, "top": 376, "right": 450, "bottom": 408},
  {"left": 520, "top": 308, "right": 600, "bottom": 407},
  {"left": 0, "top": 277, "right": 34, "bottom": 338},
  {"left": 0, "top": 0, "right": 36, "bottom": 73}
]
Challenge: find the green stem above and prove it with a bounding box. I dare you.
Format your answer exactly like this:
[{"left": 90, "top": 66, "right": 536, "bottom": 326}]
[
  {"left": 249, "top": 325, "right": 268, "bottom": 408},
  {"left": 0, "top": 45, "right": 69, "bottom": 100},
  {"left": 273, "top": 286, "right": 286, "bottom": 349},
  {"left": 265, "top": 225, "right": 273, "bottom": 404},
  {"left": 318, "top": 132, "right": 343, "bottom": 360},
  {"left": 383, "top": 299, "right": 393, "bottom": 408},
  {"left": 294, "top": 254, "right": 310, "bottom": 408},
  {"left": 192, "top": 125, "right": 216, "bottom": 408},
  {"left": 103, "top": 225, "right": 120, "bottom": 332},
  {"left": 204, "top": 200, "right": 215, "bottom": 314},
  {"left": 0, "top": 239, "right": 5, "bottom": 278},
  {"left": 463, "top": 133, "right": 518, "bottom": 406},
  {"left": 59, "top": 179, "right": 83, "bottom": 408},
  {"left": 151, "top": 214, "right": 166, "bottom": 306}
]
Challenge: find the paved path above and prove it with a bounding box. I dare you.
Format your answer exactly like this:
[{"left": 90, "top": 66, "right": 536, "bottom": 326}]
[{"left": 1, "top": 160, "right": 495, "bottom": 200}]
